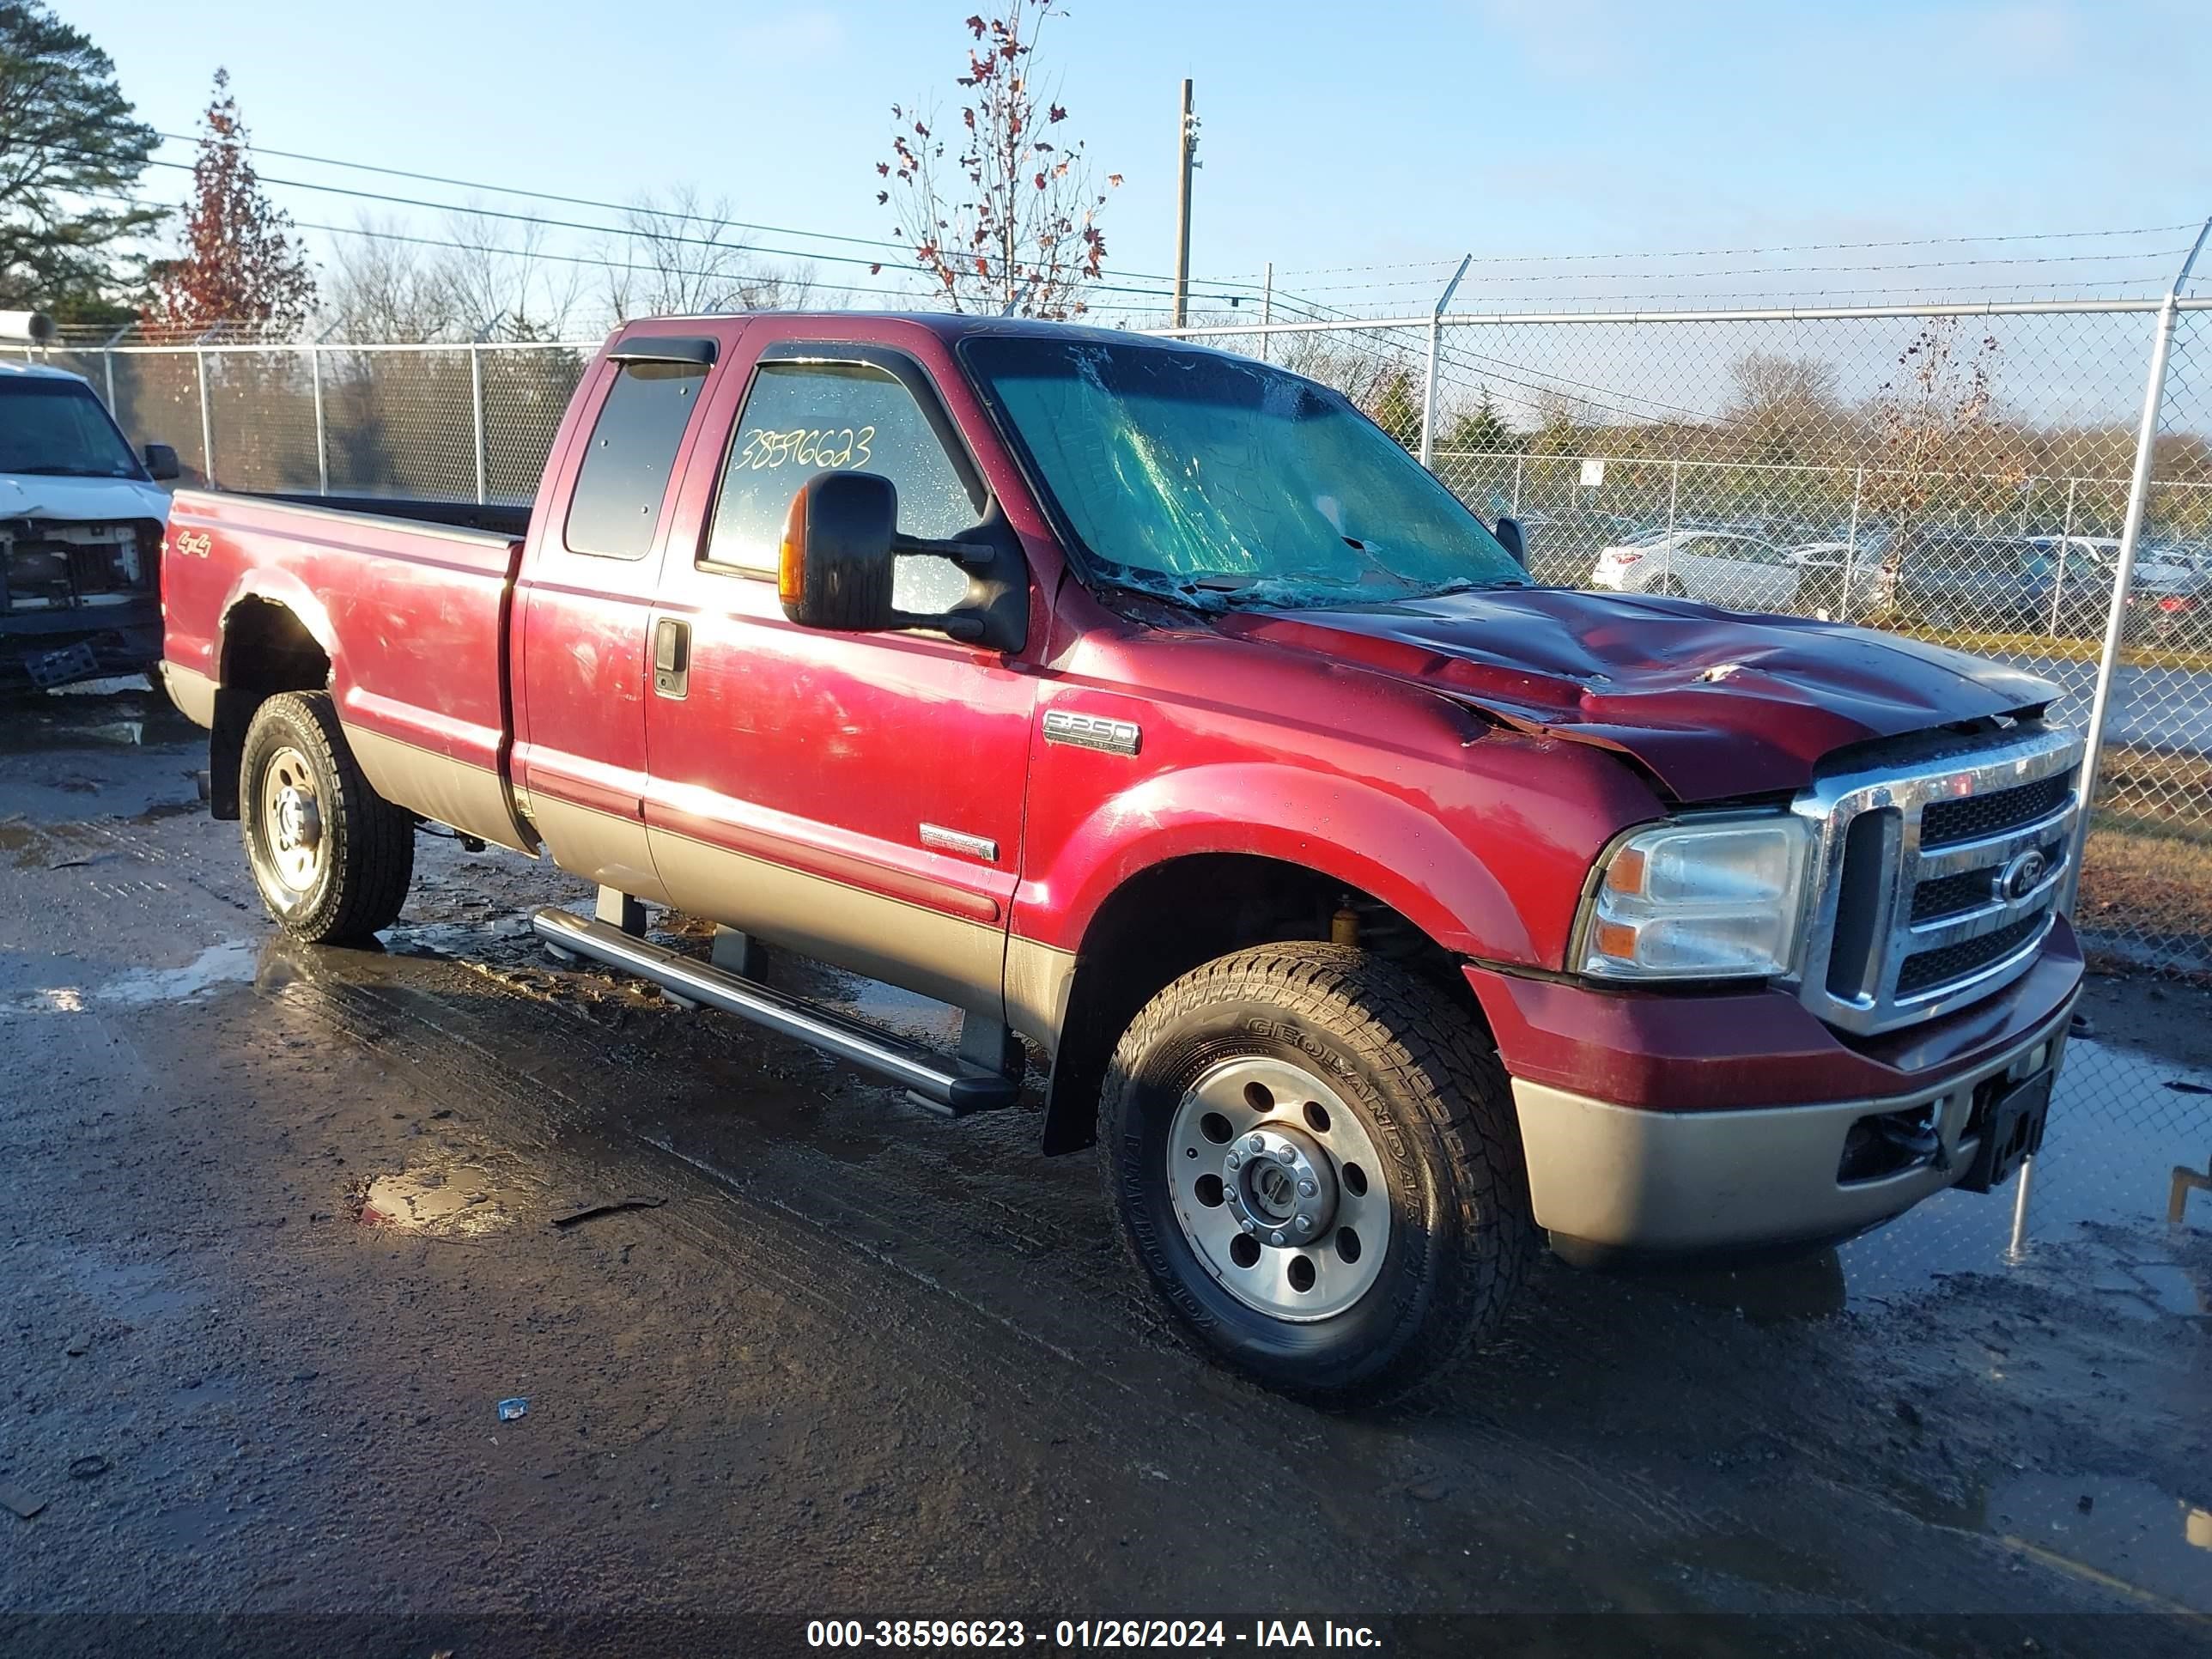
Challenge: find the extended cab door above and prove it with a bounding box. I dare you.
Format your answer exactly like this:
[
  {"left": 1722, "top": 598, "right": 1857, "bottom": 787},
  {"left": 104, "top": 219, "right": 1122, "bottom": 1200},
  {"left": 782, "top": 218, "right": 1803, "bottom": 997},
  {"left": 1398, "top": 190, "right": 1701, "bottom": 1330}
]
[
  {"left": 514, "top": 331, "right": 732, "bottom": 902},
  {"left": 640, "top": 335, "right": 1036, "bottom": 1018}
]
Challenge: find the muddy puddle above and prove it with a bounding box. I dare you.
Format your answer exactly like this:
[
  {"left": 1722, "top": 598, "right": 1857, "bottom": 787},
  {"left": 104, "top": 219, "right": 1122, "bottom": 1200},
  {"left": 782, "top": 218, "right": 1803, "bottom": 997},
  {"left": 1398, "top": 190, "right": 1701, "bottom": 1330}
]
[
  {"left": 2, "top": 940, "right": 260, "bottom": 1016},
  {"left": 1985, "top": 1473, "right": 2212, "bottom": 1613},
  {"left": 0, "top": 679, "right": 197, "bottom": 754},
  {"left": 352, "top": 1166, "right": 513, "bottom": 1238}
]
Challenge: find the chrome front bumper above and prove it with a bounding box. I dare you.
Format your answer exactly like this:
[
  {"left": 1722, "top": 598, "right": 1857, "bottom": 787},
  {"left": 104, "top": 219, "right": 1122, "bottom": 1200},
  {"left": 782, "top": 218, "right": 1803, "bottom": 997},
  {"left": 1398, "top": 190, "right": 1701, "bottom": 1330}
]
[{"left": 1510, "top": 992, "right": 2076, "bottom": 1258}]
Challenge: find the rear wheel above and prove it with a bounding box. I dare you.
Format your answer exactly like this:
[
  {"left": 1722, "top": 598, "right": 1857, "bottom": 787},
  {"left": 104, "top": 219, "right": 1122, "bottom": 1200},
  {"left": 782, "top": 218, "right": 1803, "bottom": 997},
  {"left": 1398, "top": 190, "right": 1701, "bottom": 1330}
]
[
  {"left": 240, "top": 691, "right": 413, "bottom": 944},
  {"left": 1101, "top": 943, "right": 1534, "bottom": 1405}
]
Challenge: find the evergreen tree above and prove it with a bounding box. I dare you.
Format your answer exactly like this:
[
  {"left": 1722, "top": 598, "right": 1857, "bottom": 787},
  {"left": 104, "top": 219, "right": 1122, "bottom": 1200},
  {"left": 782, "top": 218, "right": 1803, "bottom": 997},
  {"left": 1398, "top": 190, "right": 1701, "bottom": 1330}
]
[{"left": 0, "top": 2, "right": 160, "bottom": 313}]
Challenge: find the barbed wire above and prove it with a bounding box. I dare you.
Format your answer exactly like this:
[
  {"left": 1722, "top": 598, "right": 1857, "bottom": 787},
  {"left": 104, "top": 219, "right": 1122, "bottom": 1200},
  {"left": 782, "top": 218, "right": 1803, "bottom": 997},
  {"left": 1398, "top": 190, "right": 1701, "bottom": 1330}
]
[{"left": 1253, "top": 223, "right": 2206, "bottom": 280}]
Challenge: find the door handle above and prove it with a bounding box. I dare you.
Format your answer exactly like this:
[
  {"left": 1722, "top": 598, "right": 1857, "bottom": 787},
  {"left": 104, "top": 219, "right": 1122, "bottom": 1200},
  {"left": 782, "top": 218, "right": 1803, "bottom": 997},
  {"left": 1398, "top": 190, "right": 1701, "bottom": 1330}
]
[{"left": 653, "top": 617, "right": 690, "bottom": 700}]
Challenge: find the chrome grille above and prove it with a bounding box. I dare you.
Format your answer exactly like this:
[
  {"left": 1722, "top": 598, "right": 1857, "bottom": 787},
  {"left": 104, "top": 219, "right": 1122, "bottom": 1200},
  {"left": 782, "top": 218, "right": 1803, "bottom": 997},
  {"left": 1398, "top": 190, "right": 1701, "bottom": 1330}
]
[
  {"left": 1918, "top": 769, "right": 2077, "bottom": 848},
  {"left": 1794, "top": 726, "right": 2083, "bottom": 1035}
]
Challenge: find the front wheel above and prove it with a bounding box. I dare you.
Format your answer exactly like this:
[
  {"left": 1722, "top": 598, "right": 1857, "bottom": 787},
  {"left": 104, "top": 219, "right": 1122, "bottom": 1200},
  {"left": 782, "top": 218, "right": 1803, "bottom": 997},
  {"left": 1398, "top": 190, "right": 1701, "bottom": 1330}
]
[
  {"left": 240, "top": 691, "right": 414, "bottom": 944},
  {"left": 1101, "top": 944, "right": 1534, "bottom": 1405}
]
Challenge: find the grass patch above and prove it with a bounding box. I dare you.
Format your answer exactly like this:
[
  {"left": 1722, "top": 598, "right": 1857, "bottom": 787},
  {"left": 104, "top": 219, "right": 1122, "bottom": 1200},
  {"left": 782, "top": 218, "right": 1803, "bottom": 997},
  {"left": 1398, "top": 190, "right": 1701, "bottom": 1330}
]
[{"left": 2078, "top": 823, "right": 2212, "bottom": 963}]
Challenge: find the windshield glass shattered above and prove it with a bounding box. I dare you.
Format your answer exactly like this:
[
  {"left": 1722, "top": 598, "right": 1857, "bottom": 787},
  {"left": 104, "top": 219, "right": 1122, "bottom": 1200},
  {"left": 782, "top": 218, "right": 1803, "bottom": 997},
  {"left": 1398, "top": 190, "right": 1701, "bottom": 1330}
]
[
  {"left": 963, "top": 337, "right": 1528, "bottom": 608},
  {"left": 0, "top": 380, "right": 143, "bottom": 479}
]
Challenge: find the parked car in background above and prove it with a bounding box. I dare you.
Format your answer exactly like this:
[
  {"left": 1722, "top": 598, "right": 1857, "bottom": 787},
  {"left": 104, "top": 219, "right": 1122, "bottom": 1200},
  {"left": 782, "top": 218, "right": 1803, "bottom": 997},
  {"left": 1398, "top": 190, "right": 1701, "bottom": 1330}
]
[
  {"left": 1890, "top": 529, "right": 2106, "bottom": 636},
  {"left": 2125, "top": 583, "right": 2210, "bottom": 647},
  {"left": 1790, "top": 534, "right": 1893, "bottom": 620},
  {"left": 2045, "top": 536, "right": 2197, "bottom": 601},
  {"left": 1588, "top": 526, "right": 1801, "bottom": 611}
]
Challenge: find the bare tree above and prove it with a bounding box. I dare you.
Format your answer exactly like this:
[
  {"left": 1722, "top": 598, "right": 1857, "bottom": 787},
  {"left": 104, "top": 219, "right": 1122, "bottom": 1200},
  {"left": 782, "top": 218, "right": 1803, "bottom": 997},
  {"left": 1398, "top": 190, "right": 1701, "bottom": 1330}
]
[
  {"left": 443, "top": 205, "right": 586, "bottom": 339},
  {"left": 1727, "top": 352, "right": 1844, "bottom": 465},
  {"left": 874, "top": 3, "right": 1119, "bottom": 318},
  {"left": 323, "top": 215, "right": 463, "bottom": 342},
  {"left": 600, "top": 186, "right": 819, "bottom": 323},
  {"left": 1273, "top": 333, "right": 1419, "bottom": 414}
]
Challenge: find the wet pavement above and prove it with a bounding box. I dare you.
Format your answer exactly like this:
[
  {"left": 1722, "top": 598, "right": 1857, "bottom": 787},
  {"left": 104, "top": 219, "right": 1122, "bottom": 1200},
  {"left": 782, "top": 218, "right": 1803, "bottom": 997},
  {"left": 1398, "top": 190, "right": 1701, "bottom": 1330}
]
[{"left": 1, "top": 683, "right": 2208, "bottom": 1656}]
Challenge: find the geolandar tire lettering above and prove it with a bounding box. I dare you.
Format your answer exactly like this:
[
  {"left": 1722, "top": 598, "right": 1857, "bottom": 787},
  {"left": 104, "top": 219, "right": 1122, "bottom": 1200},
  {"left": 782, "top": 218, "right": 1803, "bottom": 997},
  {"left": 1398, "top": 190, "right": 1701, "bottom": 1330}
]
[
  {"left": 1099, "top": 942, "right": 1534, "bottom": 1405},
  {"left": 238, "top": 691, "right": 414, "bottom": 945}
]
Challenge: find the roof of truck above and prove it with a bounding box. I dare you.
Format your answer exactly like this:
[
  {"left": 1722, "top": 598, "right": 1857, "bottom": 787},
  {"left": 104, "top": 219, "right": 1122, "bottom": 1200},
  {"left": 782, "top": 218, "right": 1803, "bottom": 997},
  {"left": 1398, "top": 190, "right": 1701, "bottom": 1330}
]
[
  {"left": 0, "top": 359, "right": 91, "bottom": 385},
  {"left": 618, "top": 311, "right": 1221, "bottom": 351}
]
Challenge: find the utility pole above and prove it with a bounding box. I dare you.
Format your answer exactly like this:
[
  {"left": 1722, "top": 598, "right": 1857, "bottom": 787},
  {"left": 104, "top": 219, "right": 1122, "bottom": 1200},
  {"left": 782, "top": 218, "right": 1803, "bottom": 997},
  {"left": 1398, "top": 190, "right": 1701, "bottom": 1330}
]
[{"left": 1171, "top": 78, "right": 1197, "bottom": 330}]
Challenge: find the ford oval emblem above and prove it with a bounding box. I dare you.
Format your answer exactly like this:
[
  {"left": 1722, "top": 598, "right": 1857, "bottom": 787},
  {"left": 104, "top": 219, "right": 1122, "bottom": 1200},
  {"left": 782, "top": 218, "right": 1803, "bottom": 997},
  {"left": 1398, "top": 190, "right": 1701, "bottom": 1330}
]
[{"left": 1994, "top": 848, "right": 2049, "bottom": 903}]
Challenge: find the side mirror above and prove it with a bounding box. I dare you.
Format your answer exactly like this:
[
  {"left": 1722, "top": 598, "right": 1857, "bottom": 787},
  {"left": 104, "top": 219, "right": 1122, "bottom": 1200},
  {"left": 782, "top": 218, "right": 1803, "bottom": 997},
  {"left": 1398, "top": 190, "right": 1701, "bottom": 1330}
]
[
  {"left": 144, "top": 443, "right": 181, "bottom": 482},
  {"left": 778, "top": 471, "right": 901, "bottom": 632},
  {"left": 1494, "top": 515, "right": 1527, "bottom": 568},
  {"left": 777, "top": 470, "right": 1028, "bottom": 652}
]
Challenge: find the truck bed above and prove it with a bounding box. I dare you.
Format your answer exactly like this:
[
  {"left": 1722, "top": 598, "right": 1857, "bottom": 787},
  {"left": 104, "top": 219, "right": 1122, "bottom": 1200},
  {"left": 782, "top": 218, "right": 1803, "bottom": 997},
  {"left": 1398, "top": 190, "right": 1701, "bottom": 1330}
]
[{"left": 161, "top": 489, "right": 533, "bottom": 851}]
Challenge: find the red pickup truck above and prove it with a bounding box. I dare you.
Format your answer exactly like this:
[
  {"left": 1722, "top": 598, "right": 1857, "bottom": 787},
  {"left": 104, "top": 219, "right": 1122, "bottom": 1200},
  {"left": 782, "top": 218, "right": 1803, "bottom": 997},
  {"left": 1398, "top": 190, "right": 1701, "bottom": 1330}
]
[{"left": 160, "top": 313, "right": 2084, "bottom": 1401}]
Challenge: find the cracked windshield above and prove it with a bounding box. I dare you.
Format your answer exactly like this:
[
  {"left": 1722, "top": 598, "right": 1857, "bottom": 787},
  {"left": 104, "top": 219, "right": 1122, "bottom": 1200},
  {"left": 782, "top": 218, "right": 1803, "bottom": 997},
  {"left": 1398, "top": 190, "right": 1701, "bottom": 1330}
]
[{"left": 965, "top": 337, "right": 1529, "bottom": 606}]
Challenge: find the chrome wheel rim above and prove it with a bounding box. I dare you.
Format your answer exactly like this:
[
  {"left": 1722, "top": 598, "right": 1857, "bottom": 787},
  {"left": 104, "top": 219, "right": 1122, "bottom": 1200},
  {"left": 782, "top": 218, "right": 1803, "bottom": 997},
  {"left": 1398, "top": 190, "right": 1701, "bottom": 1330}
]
[
  {"left": 259, "top": 746, "right": 325, "bottom": 895},
  {"left": 1166, "top": 1055, "right": 1389, "bottom": 1322}
]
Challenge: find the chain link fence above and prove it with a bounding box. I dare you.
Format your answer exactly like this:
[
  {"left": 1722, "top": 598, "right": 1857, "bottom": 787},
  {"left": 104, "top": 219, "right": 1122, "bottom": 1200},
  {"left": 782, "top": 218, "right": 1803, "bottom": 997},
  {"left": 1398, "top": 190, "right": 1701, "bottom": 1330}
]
[
  {"left": 45, "top": 341, "right": 589, "bottom": 503},
  {"left": 40, "top": 277, "right": 2212, "bottom": 1277}
]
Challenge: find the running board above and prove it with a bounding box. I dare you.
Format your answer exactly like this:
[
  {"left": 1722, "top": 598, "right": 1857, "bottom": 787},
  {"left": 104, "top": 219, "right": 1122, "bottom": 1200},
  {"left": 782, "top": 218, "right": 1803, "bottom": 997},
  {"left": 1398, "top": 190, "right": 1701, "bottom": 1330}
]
[{"left": 530, "top": 907, "right": 1018, "bottom": 1115}]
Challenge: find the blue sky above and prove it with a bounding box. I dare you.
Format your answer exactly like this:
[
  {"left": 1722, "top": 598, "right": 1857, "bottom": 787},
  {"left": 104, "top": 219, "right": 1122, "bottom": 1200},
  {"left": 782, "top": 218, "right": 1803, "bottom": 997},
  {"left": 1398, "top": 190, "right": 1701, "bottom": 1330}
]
[{"left": 73, "top": 0, "right": 2212, "bottom": 315}]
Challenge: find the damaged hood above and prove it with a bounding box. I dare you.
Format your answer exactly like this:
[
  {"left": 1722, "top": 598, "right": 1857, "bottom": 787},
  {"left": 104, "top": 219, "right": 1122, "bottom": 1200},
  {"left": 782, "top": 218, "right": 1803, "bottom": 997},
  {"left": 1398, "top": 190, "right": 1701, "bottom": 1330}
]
[
  {"left": 0, "top": 473, "right": 171, "bottom": 524},
  {"left": 1216, "top": 586, "right": 2061, "bottom": 801}
]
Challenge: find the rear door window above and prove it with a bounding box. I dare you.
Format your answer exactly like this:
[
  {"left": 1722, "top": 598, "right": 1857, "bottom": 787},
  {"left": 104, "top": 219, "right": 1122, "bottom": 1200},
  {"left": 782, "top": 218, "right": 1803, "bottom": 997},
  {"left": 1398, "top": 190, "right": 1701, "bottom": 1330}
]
[{"left": 564, "top": 360, "right": 711, "bottom": 560}]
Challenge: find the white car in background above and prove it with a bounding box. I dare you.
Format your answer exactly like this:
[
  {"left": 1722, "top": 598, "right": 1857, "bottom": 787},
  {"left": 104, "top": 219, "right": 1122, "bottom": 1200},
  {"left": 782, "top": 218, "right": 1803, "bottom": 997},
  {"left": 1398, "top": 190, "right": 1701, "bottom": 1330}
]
[{"left": 1587, "top": 527, "right": 1802, "bottom": 612}]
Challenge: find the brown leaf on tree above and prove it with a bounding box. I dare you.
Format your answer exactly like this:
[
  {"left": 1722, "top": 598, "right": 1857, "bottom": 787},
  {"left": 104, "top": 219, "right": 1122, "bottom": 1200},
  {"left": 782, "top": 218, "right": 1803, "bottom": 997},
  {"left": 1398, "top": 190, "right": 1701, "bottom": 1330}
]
[
  {"left": 873, "top": 3, "right": 1117, "bottom": 318},
  {"left": 153, "top": 68, "right": 316, "bottom": 336}
]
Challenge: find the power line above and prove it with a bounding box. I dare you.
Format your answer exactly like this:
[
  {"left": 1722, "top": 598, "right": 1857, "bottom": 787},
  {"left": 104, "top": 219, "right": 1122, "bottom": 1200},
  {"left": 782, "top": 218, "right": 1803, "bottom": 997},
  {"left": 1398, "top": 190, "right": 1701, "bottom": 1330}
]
[
  {"left": 142, "top": 129, "right": 1258, "bottom": 299},
  {"left": 75, "top": 182, "right": 1259, "bottom": 316}
]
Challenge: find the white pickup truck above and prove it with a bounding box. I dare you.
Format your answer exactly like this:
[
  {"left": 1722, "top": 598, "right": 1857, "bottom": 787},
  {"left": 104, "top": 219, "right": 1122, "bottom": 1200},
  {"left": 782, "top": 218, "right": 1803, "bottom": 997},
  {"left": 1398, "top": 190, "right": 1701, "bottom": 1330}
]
[{"left": 1, "top": 312, "right": 180, "bottom": 692}]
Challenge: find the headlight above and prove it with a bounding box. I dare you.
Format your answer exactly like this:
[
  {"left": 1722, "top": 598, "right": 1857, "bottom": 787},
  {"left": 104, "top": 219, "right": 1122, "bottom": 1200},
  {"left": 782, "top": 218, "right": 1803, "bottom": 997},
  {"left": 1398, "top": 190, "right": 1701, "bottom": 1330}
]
[{"left": 1577, "top": 817, "right": 1812, "bottom": 981}]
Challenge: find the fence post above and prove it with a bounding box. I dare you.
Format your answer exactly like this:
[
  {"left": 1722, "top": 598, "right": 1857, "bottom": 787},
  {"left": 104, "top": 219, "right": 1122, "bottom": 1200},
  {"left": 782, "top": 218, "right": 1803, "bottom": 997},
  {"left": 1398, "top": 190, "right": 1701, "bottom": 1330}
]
[
  {"left": 1418, "top": 255, "right": 1471, "bottom": 470},
  {"left": 2047, "top": 476, "right": 2079, "bottom": 635},
  {"left": 2036, "top": 215, "right": 2211, "bottom": 1255},
  {"left": 1510, "top": 456, "right": 1523, "bottom": 517},
  {"left": 194, "top": 337, "right": 216, "bottom": 485},
  {"left": 2066, "top": 215, "right": 2208, "bottom": 913},
  {"left": 470, "top": 343, "right": 489, "bottom": 505},
  {"left": 101, "top": 322, "right": 131, "bottom": 413},
  {"left": 310, "top": 342, "right": 329, "bottom": 495},
  {"left": 1841, "top": 465, "right": 1865, "bottom": 621},
  {"left": 1666, "top": 459, "right": 1681, "bottom": 538}
]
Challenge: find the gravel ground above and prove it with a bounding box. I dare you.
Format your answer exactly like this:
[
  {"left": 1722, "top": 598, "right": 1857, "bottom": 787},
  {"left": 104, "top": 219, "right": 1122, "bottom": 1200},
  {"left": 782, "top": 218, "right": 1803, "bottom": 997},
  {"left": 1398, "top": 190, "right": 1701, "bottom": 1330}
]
[{"left": 1, "top": 684, "right": 2207, "bottom": 1658}]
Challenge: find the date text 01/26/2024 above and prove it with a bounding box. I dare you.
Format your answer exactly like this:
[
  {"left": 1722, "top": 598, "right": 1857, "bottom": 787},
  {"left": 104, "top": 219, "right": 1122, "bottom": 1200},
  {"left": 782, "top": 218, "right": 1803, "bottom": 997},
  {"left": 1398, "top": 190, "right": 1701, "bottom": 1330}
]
[{"left": 805, "top": 1620, "right": 1383, "bottom": 1650}]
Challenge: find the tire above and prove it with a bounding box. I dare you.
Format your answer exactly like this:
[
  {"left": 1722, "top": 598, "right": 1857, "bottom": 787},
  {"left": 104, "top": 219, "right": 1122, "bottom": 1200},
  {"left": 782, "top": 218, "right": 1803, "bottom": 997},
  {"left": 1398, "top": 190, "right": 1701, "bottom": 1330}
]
[
  {"left": 1100, "top": 943, "right": 1534, "bottom": 1406},
  {"left": 1654, "top": 575, "right": 1688, "bottom": 599},
  {"left": 239, "top": 691, "right": 414, "bottom": 944}
]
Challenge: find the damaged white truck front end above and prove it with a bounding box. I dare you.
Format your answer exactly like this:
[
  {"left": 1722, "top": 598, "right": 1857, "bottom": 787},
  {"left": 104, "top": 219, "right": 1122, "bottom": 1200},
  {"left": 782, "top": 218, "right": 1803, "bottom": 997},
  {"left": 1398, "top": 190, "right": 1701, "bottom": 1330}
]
[{"left": 0, "top": 337, "right": 177, "bottom": 694}]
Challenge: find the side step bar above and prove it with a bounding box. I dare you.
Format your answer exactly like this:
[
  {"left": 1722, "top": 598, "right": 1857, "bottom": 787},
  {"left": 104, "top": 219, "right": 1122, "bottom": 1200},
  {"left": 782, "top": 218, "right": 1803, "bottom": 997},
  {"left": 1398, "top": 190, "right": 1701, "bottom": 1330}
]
[{"left": 531, "top": 906, "right": 1018, "bottom": 1115}]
